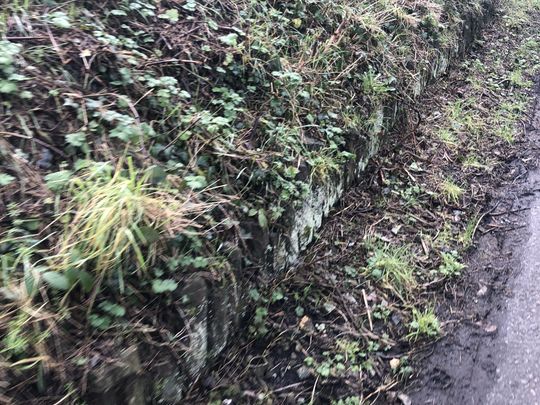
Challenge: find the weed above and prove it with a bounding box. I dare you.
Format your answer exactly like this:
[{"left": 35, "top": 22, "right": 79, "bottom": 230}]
[
  {"left": 305, "top": 338, "right": 376, "bottom": 379},
  {"left": 440, "top": 179, "right": 464, "bottom": 204},
  {"left": 391, "top": 355, "right": 414, "bottom": 380},
  {"left": 249, "top": 307, "right": 269, "bottom": 337},
  {"left": 361, "top": 68, "right": 395, "bottom": 99},
  {"left": 364, "top": 240, "right": 417, "bottom": 294},
  {"left": 2, "top": 311, "right": 31, "bottom": 358},
  {"left": 0, "top": 0, "right": 522, "bottom": 399},
  {"left": 508, "top": 68, "right": 530, "bottom": 87},
  {"left": 446, "top": 99, "right": 485, "bottom": 138},
  {"left": 407, "top": 307, "right": 440, "bottom": 341},
  {"left": 52, "top": 159, "right": 212, "bottom": 290},
  {"left": 438, "top": 252, "right": 465, "bottom": 277},
  {"left": 398, "top": 185, "right": 423, "bottom": 206},
  {"left": 494, "top": 121, "right": 516, "bottom": 143},
  {"left": 437, "top": 128, "right": 458, "bottom": 147},
  {"left": 434, "top": 222, "right": 454, "bottom": 249},
  {"left": 460, "top": 215, "right": 479, "bottom": 248},
  {"left": 333, "top": 397, "right": 363, "bottom": 405},
  {"left": 463, "top": 154, "right": 489, "bottom": 170},
  {"left": 372, "top": 302, "right": 392, "bottom": 321}
]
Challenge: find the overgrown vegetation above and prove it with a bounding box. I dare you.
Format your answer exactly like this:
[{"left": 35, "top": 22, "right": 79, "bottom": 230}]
[
  {"left": 1, "top": 0, "right": 536, "bottom": 402},
  {"left": 186, "top": 0, "right": 540, "bottom": 402}
]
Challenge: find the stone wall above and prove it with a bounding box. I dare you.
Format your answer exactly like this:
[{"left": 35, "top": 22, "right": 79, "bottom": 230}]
[{"left": 87, "top": 3, "right": 497, "bottom": 403}]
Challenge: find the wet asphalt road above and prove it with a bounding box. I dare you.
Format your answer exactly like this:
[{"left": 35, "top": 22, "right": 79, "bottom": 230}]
[
  {"left": 484, "top": 170, "right": 540, "bottom": 405},
  {"left": 407, "top": 87, "right": 540, "bottom": 404}
]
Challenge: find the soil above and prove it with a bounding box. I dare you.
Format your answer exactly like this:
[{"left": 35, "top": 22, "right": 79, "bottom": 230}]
[{"left": 407, "top": 83, "right": 540, "bottom": 405}]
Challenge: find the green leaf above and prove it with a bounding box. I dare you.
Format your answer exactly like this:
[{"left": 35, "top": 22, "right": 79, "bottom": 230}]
[
  {"left": 316, "top": 363, "right": 331, "bottom": 377},
  {"left": 19, "top": 90, "right": 33, "bottom": 99},
  {"left": 0, "top": 173, "right": 15, "bottom": 186},
  {"left": 99, "top": 301, "right": 126, "bottom": 317},
  {"left": 182, "top": 0, "right": 197, "bottom": 11},
  {"left": 219, "top": 33, "right": 238, "bottom": 46},
  {"left": 65, "top": 132, "right": 86, "bottom": 147},
  {"left": 42, "top": 272, "right": 71, "bottom": 290},
  {"left": 146, "top": 165, "right": 167, "bottom": 184},
  {"left": 0, "top": 80, "right": 17, "bottom": 94},
  {"left": 78, "top": 270, "right": 95, "bottom": 293},
  {"left": 138, "top": 226, "right": 161, "bottom": 245},
  {"left": 258, "top": 208, "right": 268, "bottom": 229},
  {"left": 158, "top": 9, "right": 179, "bottom": 22},
  {"left": 44, "top": 170, "right": 72, "bottom": 193},
  {"left": 371, "top": 268, "right": 383, "bottom": 279},
  {"left": 110, "top": 124, "right": 140, "bottom": 142},
  {"left": 89, "top": 314, "right": 111, "bottom": 330},
  {"left": 65, "top": 269, "right": 95, "bottom": 292},
  {"left": 21, "top": 219, "right": 40, "bottom": 231},
  {"left": 24, "top": 266, "right": 46, "bottom": 297},
  {"left": 248, "top": 288, "right": 261, "bottom": 301},
  {"left": 271, "top": 289, "right": 284, "bottom": 302},
  {"left": 152, "top": 279, "right": 178, "bottom": 294},
  {"left": 110, "top": 9, "right": 127, "bottom": 16},
  {"left": 185, "top": 175, "right": 207, "bottom": 190},
  {"left": 47, "top": 12, "right": 72, "bottom": 29}
]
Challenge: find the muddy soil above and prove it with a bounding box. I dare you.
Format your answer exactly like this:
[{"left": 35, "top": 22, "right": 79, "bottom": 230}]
[{"left": 407, "top": 84, "right": 540, "bottom": 404}]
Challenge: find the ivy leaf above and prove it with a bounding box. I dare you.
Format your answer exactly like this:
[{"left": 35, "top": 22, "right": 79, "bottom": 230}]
[
  {"left": 99, "top": 301, "right": 126, "bottom": 317},
  {"left": 0, "top": 173, "right": 15, "bottom": 186},
  {"left": 65, "top": 132, "right": 86, "bottom": 147},
  {"left": 271, "top": 289, "right": 284, "bottom": 302},
  {"left": 110, "top": 9, "right": 127, "bottom": 16},
  {"left": 152, "top": 279, "right": 178, "bottom": 294},
  {"left": 192, "top": 256, "right": 208, "bottom": 268},
  {"left": 0, "top": 80, "right": 17, "bottom": 94},
  {"left": 42, "top": 272, "right": 71, "bottom": 290},
  {"left": 185, "top": 175, "right": 207, "bottom": 190},
  {"left": 78, "top": 270, "right": 95, "bottom": 293},
  {"left": 146, "top": 165, "right": 167, "bottom": 184},
  {"left": 182, "top": 0, "right": 197, "bottom": 11},
  {"left": 47, "top": 12, "right": 72, "bottom": 29},
  {"left": 219, "top": 33, "right": 239, "bottom": 46},
  {"left": 44, "top": 170, "right": 72, "bottom": 192},
  {"left": 110, "top": 124, "right": 140, "bottom": 142},
  {"left": 158, "top": 9, "right": 179, "bottom": 22},
  {"left": 138, "top": 226, "right": 161, "bottom": 245},
  {"left": 89, "top": 314, "right": 111, "bottom": 330},
  {"left": 65, "top": 269, "right": 95, "bottom": 292}
]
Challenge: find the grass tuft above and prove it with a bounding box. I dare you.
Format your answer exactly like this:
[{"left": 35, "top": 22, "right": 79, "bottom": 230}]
[
  {"left": 440, "top": 179, "right": 464, "bottom": 204},
  {"left": 364, "top": 239, "right": 417, "bottom": 295},
  {"left": 407, "top": 307, "right": 440, "bottom": 342},
  {"left": 52, "top": 160, "right": 213, "bottom": 282}
]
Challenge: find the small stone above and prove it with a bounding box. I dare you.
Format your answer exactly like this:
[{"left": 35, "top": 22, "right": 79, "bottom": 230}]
[
  {"left": 484, "top": 323, "right": 498, "bottom": 334},
  {"left": 477, "top": 285, "right": 488, "bottom": 297},
  {"left": 398, "top": 393, "right": 412, "bottom": 405},
  {"left": 343, "top": 293, "right": 358, "bottom": 305},
  {"left": 299, "top": 315, "right": 314, "bottom": 333},
  {"left": 297, "top": 366, "right": 311, "bottom": 380},
  {"left": 390, "top": 358, "right": 400, "bottom": 370},
  {"left": 323, "top": 302, "right": 336, "bottom": 313}
]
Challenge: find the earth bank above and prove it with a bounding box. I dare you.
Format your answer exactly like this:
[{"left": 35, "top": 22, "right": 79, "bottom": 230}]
[{"left": 0, "top": 0, "right": 518, "bottom": 403}]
